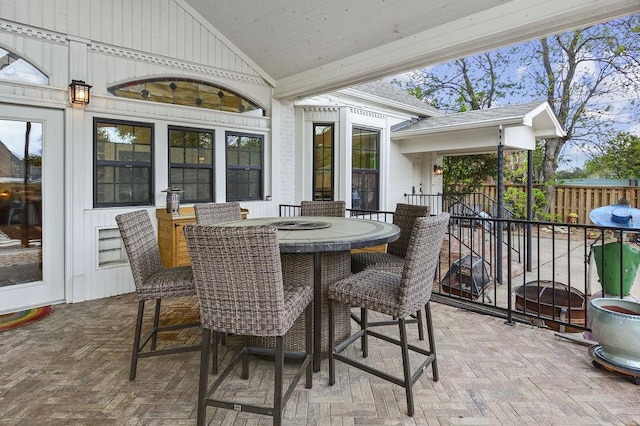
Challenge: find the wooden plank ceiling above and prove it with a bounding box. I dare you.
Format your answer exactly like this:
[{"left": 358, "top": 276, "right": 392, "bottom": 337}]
[{"left": 183, "top": 0, "right": 640, "bottom": 99}]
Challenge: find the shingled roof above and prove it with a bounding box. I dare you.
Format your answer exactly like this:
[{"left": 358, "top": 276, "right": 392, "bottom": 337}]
[
  {"left": 398, "top": 101, "right": 549, "bottom": 132},
  {"left": 346, "top": 80, "right": 442, "bottom": 117}
]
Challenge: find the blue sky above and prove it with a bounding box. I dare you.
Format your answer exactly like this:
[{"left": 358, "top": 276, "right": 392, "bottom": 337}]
[
  {"left": 386, "top": 21, "right": 640, "bottom": 172},
  {"left": 387, "top": 66, "right": 639, "bottom": 171},
  {"left": 0, "top": 120, "right": 42, "bottom": 159}
]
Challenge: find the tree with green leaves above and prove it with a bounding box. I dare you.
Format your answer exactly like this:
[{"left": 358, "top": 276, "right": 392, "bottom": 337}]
[
  {"left": 520, "top": 16, "right": 640, "bottom": 208},
  {"left": 443, "top": 154, "right": 498, "bottom": 194},
  {"left": 393, "top": 51, "right": 517, "bottom": 193},
  {"left": 395, "top": 14, "right": 640, "bottom": 212},
  {"left": 394, "top": 51, "right": 520, "bottom": 112},
  {"left": 584, "top": 132, "right": 640, "bottom": 179}
]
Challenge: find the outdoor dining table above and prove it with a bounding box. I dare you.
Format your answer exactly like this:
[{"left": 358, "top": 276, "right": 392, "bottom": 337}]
[{"left": 219, "top": 216, "right": 400, "bottom": 371}]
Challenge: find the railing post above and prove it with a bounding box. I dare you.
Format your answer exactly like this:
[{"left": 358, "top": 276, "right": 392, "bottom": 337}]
[
  {"left": 496, "top": 126, "right": 504, "bottom": 286},
  {"left": 526, "top": 150, "right": 533, "bottom": 272}
]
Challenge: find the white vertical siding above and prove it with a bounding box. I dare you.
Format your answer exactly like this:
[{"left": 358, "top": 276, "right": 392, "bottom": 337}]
[
  {"left": 0, "top": 0, "right": 277, "bottom": 303},
  {"left": 0, "top": 0, "right": 265, "bottom": 79}
]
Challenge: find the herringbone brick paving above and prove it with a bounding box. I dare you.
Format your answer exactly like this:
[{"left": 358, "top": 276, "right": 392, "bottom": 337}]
[{"left": 1, "top": 293, "right": 639, "bottom": 425}]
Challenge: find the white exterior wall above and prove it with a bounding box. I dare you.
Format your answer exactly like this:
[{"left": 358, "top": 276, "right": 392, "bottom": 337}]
[
  {"left": 295, "top": 94, "right": 432, "bottom": 212},
  {"left": 0, "top": 0, "right": 284, "bottom": 304},
  {"left": 0, "top": 0, "right": 444, "bottom": 307}
]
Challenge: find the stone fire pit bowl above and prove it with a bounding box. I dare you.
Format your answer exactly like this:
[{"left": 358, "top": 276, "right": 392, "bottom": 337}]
[{"left": 588, "top": 297, "right": 640, "bottom": 384}]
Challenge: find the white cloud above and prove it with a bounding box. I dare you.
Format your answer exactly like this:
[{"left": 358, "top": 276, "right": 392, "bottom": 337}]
[{"left": 0, "top": 120, "right": 42, "bottom": 158}]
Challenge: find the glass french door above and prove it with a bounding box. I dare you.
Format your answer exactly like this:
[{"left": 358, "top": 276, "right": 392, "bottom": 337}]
[{"left": 0, "top": 105, "right": 64, "bottom": 314}]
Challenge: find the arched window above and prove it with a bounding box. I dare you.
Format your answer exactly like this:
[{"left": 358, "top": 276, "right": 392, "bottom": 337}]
[
  {"left": 108, "top": 78, "right": 264, "bottom": 115},
  {"left": 0, "top": 48, "right": 48, "bottom": 85}
]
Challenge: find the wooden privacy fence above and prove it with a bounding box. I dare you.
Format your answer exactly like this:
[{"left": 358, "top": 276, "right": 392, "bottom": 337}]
[{"left": 479, "top": 184, "right": 640, "bottom": 224}]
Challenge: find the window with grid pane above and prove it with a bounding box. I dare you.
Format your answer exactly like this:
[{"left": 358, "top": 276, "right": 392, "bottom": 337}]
[
  {"left": 226, "top": 132, "right": 263, "bottom": 201},
  {"left": 169, "top": 126, "right": 214, "bottom": 203},
  {"left": 352, "top": 127, "right": 379, "bottom": 210},
  {"left": 313, "top": 124, "right": 334, "bottom": 201},
  {"left": 94, "top": 119, "right": 153, "bottom": 207}
]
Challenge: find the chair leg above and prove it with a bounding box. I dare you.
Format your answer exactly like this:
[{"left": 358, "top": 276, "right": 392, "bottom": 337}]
[
  {"left": 129, "top": 300, "right": 145, "bottom": 381},
  {"left": 328, "top": 299, "right": 335, "bottom": 386},
  {"left": 416, "top": 309, "right": 425, "bottom": 341},
  {"left": 211, "top": 331, "right": 219, "bottom": 375},
  {"left": 425, "top": 301, "right": 439, "bottom": 381},
  {"left": 361, "top": 308, "right": 368, "bottom": 358},
  {"left": 151, "top": 299, "right": 161, "bottom": 350},
  {"left": 358, "top": 307, "right": 366, "bottom": 355},
  {"left": 274, "top": 335, "right": 284, "bottom": 426},
  {"left": 398, "top": 318, "right": 414, "bottom": 417},
  {"left": 241, "top": 335, "right": 249, "bottom": 379},
  {"left": 305, "top": 303, "right": 313, "bottom": 389},
  {"left": 197, "top": 328, "right": 212, "bottom": 426}
]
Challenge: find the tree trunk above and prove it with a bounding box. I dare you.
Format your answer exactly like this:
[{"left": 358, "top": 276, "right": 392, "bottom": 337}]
[{"left": 541, "top": 137, "right": 564, "bottom": 214}]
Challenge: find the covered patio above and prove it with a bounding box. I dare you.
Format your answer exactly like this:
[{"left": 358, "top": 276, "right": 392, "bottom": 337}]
[
  {"left": 2, "top": 293, "right": 639, "bottom": 424},
  {"left": 2, "top": 1, "right": 640, "bottom": 424}
]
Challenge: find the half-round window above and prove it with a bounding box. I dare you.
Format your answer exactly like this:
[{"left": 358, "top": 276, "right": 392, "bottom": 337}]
[
  {"left": 0, "top": 48, "right": 48, "bottom": 85},
  {"left": 108, "top": 78, "right": 264, "bottom": 115}
]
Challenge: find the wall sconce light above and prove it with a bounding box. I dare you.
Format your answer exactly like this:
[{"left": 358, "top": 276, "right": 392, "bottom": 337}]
[
  {"left": 69, "top": 79, "right": 92, "bottom": 105},
  {"left": 433, "top": 165, "right": 443, "bottom": 175}
]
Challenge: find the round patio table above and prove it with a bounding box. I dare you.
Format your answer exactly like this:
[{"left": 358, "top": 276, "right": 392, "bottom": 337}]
[{"left": 219, "top": 216, "right": 400, "bottom": 371}]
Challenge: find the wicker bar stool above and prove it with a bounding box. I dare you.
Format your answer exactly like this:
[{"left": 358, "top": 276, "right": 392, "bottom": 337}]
[
  {"left": 300, "top": 200, "right": 345, "bottom": 217},
  {"left": 194, "top": 201, "right": 243, "bottom": 347},
  {"left": 184, "top": 224, "right": 313, "bottom": 426},
  {"left": 115, "top": 210, "right": 200, "bottom": 380},
  {"left": 351, "top": 203, "right": 430, "bottom": 273},
  {"left": 194, "top": 201, "right": 242, "bottom": 224},
  {"left": 351, "top": 203, "right": 431, "bottom": 339},
  {"left": 328, "top": 213, "right": 450, "bottom": 417}
]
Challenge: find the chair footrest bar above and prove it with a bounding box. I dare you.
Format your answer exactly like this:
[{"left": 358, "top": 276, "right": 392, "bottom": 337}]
[
  {"left": 137, "top": 344, "right": 201, "bottom": 358},
  {"left": 334, "top": 329, "right": 366, "bottom": 353},
  {"left": 138, "top": 320, "right": 201, "bottom": 351},
  {"left": 205, "top": 398, "right": 274, "bottom": 418},
  {"left": 366, "top": 318, "right": 419, "bottom": 328},
  {"left": 333, "top": 352, "right": 405, "bottom": 387},
  {"left": 350, "top": 314, "right": 418, "bottom": 327},
  {"left": 410, "top": 354, "right": 437, "bottom": 385},
  {"left": 246, "top": 346, "right": 308, "bottom": 360},
  {"left": 367, "top": 329, "right": 430, "bottom": 356},
  {"left": 282, "top": 355, "right": 311, "bottom": 406},
  {"left": 156, "top": 320, "right": 201, "bottom": 332},
  {"left": 205, "top": 345, "right": 311, "bottom": 417}
]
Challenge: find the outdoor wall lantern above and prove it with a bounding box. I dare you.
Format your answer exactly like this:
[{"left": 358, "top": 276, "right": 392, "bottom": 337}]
[
  {"left": 69, "top": 79, "right": 92, "bottom": 106},
  {"left": 433, "top": 165, "right": 443, "bottom": 175}
]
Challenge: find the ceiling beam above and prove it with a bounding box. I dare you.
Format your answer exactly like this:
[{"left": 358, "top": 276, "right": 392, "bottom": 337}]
[{"left": 274, "top": 0, "right": 639, "bottom": 99}]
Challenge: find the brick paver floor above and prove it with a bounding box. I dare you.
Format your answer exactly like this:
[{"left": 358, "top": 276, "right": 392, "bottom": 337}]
[{"left": 1, "top": 293, "right": 639, "bottom": 425}]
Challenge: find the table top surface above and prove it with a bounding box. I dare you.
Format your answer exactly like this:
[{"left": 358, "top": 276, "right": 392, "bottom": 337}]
[{"left": 219, "top": 216, "right": 400, "bottom": 253}]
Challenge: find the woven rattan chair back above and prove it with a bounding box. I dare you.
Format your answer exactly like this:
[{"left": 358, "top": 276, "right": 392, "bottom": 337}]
[
  {"left": 184, "top": 224, "right": 295, "bottom": 336},
  {"left": 115, "top": 210, "right": 164, "bottom": 289},
  {"left": 300, "top": 200, "right": 345, "bottom": 217},
  {"left": 184, "top": 224, "right": 313, "bottom": 425},
  {"left": 194, "top": 202, "right": 242, "bottom": 225},
  {"left": 397, "top": 213, "right": 450, "bottom": 315},
  {"left": 328, "top": 213, "right": 450, "bottom": 417},
  {"left": 115, "top": 210, "right": 199, "bottom": 381},
  {"left": 386, "top": 203, "right": 430, "bottom": 259}
]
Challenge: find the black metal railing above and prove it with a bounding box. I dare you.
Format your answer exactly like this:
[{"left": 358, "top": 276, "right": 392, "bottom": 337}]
[
  {"left": 406, "top": 193, "right": 523, "bottom": 282},
  {"left": 278, "top": 203, "right": 639, "bottom": 334},
  {"left": 279, "top": 204, "right": 395, "bottom": 222}
]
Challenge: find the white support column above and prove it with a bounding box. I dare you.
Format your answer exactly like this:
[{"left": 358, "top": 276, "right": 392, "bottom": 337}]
[{"left": 66, "top": 36, "right": 90, "bottom": 302}]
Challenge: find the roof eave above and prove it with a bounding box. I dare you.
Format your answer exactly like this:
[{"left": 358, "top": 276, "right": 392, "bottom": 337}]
[
  {"left": 339, "top": 88, "right": 443, "bottom": 117},
  {"left": 391, "top": 116, "right": 525, "bottom": 139}
]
